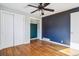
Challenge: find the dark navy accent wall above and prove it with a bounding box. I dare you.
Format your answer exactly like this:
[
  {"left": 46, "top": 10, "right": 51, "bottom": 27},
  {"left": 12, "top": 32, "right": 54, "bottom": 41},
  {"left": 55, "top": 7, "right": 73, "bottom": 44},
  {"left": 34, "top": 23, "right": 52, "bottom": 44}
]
[{"left": 42, "top": 7, "right": 79, "bottom": 45}]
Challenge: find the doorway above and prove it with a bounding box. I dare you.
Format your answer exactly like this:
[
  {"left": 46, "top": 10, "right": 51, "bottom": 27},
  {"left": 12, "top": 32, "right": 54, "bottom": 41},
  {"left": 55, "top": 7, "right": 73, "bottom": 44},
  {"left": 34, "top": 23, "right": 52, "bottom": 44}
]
[
  {"left": 30, "top": 24, "right": 37, "bottom": 39},
  {"left": 71, "top": 11, "right": 79, "bottom": 50}
]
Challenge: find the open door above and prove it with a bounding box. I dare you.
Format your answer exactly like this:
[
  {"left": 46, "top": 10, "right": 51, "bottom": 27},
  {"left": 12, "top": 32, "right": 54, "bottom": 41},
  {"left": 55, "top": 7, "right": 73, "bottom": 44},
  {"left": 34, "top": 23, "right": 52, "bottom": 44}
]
[{"left": 30, "top": 24, "right": 37, "bottom": 39}]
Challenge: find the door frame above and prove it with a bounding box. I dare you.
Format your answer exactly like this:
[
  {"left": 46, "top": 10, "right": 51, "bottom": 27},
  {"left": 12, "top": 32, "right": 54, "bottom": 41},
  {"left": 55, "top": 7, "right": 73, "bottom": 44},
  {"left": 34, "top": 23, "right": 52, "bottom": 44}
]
[
  {"left": 30, "top": 18, "right": 42, "bottom": 40},
  {"left": 70, "top": 12, "right": 79, "bottom": 50}
]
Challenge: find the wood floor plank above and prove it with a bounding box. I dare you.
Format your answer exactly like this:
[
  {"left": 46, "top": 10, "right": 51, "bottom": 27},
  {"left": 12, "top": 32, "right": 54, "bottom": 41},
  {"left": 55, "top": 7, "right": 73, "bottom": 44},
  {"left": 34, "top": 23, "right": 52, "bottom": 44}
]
[{"left": 0, "top": 40, "right": 79, "bottom": 56}]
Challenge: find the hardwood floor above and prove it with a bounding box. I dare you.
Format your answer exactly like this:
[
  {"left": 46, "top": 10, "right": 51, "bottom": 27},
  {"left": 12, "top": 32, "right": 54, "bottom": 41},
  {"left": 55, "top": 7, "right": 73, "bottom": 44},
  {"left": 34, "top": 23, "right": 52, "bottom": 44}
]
[{"left": 0, "top": 40, "right": 79, "bottom": 56}]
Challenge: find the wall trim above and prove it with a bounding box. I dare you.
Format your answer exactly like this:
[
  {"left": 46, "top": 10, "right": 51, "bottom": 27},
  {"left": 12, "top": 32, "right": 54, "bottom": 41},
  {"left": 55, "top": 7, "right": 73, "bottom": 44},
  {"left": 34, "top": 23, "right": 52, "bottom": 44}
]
[
  {"left": 70, "top": 42, "right": 79, "bottom": 50},
  {"left": 0, "top": 42, "right": 29, "bottom": 50},
  {"left": 31, "top": 38, "right": 39, "bottom": 40},
  {"left": 42, "top": 39, "right": 70, "bottom": 47}
]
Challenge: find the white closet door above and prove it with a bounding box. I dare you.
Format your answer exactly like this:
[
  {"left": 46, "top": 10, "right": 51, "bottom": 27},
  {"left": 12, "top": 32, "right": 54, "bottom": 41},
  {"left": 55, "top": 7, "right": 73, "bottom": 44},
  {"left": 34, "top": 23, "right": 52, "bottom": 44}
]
[
  {"left": 71, "top": 12, "right": 79, "bottom": 50},
  {"left": 1, "top": 12, "right": 14, "bottom": 49},
  {"left": 14, "top": 14, "right": 25, "bottom": 46}
]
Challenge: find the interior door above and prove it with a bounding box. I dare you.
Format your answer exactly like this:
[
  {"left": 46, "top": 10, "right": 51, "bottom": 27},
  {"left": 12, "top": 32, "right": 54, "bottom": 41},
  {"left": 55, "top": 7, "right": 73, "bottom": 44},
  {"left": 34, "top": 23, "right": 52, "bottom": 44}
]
[
  {"left": 1, "top": 12, "right": 14, "bottom": 49},
  {"left": 30, "top": 24, "right": 37, "bottom": 38},
  {"left": 14, "top": 14, "right": 25, "bottom": 46},
  {"left": 71, "top": 12, "right": 79, "bottom": 50}
]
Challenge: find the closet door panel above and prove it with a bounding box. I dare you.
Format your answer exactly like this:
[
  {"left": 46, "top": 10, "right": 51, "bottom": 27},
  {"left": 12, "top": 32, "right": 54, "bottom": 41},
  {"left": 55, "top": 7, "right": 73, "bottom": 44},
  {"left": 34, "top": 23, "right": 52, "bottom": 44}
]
[
  {"left": 14, "top": 14, "right": 25, "bottom": 46},
  {"left": 1, "top": 12, "right": 13, "bottom": 49}
]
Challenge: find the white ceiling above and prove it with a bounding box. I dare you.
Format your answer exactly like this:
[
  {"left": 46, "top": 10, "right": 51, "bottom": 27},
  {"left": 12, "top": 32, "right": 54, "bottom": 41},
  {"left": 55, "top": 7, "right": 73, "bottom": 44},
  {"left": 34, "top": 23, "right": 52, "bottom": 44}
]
[{"left": 0, "top": 3, "right": 79, "bottom": 18}]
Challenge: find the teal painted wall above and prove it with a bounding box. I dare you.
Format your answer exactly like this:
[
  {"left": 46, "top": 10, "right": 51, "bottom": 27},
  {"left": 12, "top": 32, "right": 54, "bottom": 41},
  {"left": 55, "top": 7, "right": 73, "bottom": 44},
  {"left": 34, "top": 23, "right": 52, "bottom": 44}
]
[{"left": 30, "top": 24, "right": 37, "bottom": 38}]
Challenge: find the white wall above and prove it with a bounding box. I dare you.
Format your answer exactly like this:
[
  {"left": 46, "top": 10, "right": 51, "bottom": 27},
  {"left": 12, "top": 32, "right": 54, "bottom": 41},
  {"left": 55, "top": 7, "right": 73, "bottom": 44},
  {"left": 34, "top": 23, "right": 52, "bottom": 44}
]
[
  {"left": 0, "top": 10, "right": 30, "bottom": 50},
  {"left": 0, "top": 10, "right": 1, "bottom": 49},
  {"left": 25, "top": 16, "right": 30, "bottom": 43},
  {"left": 14, "top": 14, "right": 26, "bottom": 46},
  {"left": 39, "top": 18, "right": 42, "bottom": 39},
  {"left": 0, "top": 6, "right": 42, "bottom": 50},
  {"left": 70, "top": 12, "right": 79, "bottom": 50},
  {"left": 0, "top": 10, "right": 14, "bottom": 49}
]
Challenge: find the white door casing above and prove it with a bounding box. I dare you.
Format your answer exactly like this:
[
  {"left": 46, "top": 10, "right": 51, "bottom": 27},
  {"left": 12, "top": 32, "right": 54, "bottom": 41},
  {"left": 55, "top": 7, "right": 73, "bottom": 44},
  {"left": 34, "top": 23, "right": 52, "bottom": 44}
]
[{"left": 71, "top": 12, "right": 79, "bottom": 50}]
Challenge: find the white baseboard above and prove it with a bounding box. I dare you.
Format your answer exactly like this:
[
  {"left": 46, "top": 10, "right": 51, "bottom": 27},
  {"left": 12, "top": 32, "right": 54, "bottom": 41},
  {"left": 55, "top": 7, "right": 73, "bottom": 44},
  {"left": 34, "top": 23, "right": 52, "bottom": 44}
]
[
  {"left": 70, "top": 42, "right": 79, "bottom": 50},
  {"left": 42, "top": 38, "right": 79, "bottom": 50},
  {"left": 42, "top": 39, "right": 70, "bottom": 47},
  {"left": 31, "top": 38, "right": 39, "bottom": 40},
  {"left": 0, "top": 42, "right": 30, "bottom": 50}
]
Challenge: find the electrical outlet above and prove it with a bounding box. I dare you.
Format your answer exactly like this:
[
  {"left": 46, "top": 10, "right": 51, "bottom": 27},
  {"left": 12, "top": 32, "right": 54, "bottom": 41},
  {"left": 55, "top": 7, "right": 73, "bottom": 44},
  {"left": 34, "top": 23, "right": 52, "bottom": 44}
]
[{"left": 61, "top": 40, "right": 63, "bottom": 43}]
